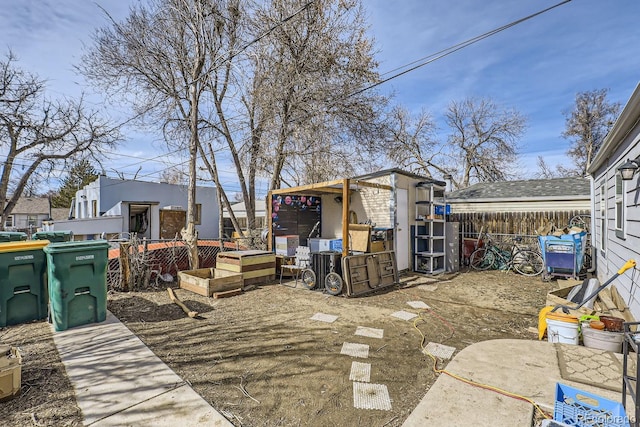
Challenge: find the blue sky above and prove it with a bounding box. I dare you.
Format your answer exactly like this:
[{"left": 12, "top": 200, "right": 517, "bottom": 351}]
[{"left": 1, "top": 0, "right": 639, "bottom": 192}]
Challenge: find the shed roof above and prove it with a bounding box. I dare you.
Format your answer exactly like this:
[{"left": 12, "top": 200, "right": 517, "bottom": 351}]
[
  {"left": 353, "top": 168, "right": 445, "bottom": 186},
  {"left": 446, "top": 177, "right": 590, "bottom": 202}
]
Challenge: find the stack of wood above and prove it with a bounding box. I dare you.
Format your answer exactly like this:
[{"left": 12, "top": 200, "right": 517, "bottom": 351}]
[
  {"left": 546, "top": 283, "right": 636, "bottom": 323},
  {"left": 596, "top": 285, "right": 635, "bottom": 323}
]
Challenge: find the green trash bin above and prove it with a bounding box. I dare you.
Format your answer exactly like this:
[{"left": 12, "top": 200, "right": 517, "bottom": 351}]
[
  {"left": 44, "top": 240, "right": 110, "bottom": 332},
  {"left": 0, "top": 240, "right": 50, "bottom": 327},
  {"left": 0, "top": 232, "right": 27, "bottom": 242},
  {"left": 32, "top": 230, "right": 73, "bottom": 242}
]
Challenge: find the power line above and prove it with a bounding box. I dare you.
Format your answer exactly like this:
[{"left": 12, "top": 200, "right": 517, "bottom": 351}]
[{"left": 350, "top": 0, "right": 572, "bottom": 97}]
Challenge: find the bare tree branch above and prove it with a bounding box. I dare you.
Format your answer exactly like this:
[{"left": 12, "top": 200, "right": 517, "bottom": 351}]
[
  {"left": 445, "top": 97, "right": 526, "bottom": 189},
  {"left": 0, "top": 52, "right": 120, "bottom": 229},
  {"left": 562, "top": 88, "right": 621, "bottom": 175}
]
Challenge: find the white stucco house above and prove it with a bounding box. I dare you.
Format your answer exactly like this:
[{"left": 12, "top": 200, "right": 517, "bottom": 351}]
[
  {"left": 587, "top": 82, "right": 640, "bottom": 320},
  {"left": 48, "top": 176, "right": 219, "bottom": 240},
  {"left": 222, "top": 199, "right": 267, "bottom": 237}
]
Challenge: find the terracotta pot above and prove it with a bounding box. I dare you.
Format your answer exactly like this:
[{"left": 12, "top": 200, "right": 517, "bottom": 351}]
[
  {"left": 599, "top": 315, "right": 624, "bottom": 332},
  {"left": 589, "top": 320, "right": 605, "bottom": 330}
]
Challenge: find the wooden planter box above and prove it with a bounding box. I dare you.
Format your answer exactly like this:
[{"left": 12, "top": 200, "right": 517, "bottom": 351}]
[
  {"left": 178, "top": 268, "right": 243, "bottom": 297},
  {"left": 0, "top": 346, "right": 22, "bottom": 401},
  {"left": 216, "top": 250, "right": 276, "bottom": 286}
]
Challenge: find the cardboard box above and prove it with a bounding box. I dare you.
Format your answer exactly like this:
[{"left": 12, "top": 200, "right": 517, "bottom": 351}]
[
  {"left": 275, "top": 235, "right": 299, "bottom": 257},
  {"left": 349, "top": 224, "right": 371, "bottom": 252},
  {"left": 369, "top": 241, "right": 385, "bottom": 253},
  {"left": 178, "top": 268, "right": 243, "bottom": 297},
  {"left": 0, "top": 346, "right": 21, "bottom": 401}
]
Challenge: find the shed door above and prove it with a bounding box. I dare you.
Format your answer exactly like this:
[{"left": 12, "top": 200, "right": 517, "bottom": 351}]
[{"left": 396, "top": 189, "right": 409, "bottom": 270}]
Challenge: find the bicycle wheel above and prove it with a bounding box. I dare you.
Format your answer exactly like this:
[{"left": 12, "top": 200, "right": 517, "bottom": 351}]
[
  {"left": 569, "top": 214, "right": 590, "bottom": 232},
  {"left": 301, "top": 269, "right": 316, "bottom": 289},
  {"left": 469, "top": 248, "right": 496, "bottom": 270},
  {"left": 324, "top": 272, "right": 343, "bottom": 295},
  {"left": 512, "top": 250, "right": 544, "bottom": 276}
]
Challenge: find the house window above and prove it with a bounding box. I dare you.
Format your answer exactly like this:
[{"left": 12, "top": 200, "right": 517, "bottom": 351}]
[
  {"left": 27, "top": 215, "right": 37, "bottom": 227},
  {"left": 4, "top": 216, "right": 13, "bottom": 228},
  {"left": 195, "top": 204, "right": 202, "bottom": 225},
  {"left": 599, "top": 181, "right": 606, "bottom": 251},
  {"left": 615, "top": 173, "right": 625, "bottom": 238}
]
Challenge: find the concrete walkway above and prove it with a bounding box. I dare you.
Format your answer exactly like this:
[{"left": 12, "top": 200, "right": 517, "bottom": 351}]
[
  {"left": 52, "top": 311, "right": 232, "bottom": 427},
  {"left": 402, "top": 339, "right": 634, "bottom": 427}
]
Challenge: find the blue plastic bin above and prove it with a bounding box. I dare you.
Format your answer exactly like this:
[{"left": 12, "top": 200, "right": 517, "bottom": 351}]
[
  {"left": 554, "top": 382, "right": 629, "bottom": 427},
  {"left": 539, "top": 231, "right": 587, "bottom": 278},
  {"left": 546, "top": 240, "right": 576, "bottom": 271}
]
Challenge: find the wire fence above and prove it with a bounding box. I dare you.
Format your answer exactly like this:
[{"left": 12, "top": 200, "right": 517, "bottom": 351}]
[{"left": 106, "top": 235, "right": 265, "bottom": 291}]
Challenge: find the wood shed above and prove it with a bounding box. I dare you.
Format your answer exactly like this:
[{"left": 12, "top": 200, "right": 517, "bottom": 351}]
[{"left": 267, "top": 169, "right": 448, "bottom": 276}]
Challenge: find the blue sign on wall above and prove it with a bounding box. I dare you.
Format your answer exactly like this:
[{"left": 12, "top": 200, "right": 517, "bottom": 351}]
[{"left": 434, "top": 205, "right": 451, "bottom": 215}]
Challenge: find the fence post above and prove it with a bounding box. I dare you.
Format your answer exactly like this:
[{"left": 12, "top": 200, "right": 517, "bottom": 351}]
[{"left": 119, "top": 242, "right": 131, "bottom": 292}]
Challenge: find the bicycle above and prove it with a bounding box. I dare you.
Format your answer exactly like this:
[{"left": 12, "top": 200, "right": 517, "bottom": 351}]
[
  {"left": 469, "top": 235, "right": 544, "bottom": 276},
  {"left": 568, "top": 214, "right": 590, "bottom": 232}
]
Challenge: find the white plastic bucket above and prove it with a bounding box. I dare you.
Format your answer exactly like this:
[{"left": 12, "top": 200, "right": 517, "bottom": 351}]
[
  {"left": 546, "top": 317, "right": 579, "bottom": 345},
  {"left": 582, "top": 326, "right": 624, "bottom": 353}
]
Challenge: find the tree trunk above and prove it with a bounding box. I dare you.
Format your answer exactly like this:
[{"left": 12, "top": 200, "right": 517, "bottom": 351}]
[{"left": 184, "top": 81, "right": 201, "bottom": 270}]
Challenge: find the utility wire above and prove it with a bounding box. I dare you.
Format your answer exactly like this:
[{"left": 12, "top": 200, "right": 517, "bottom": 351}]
[
  {"left": 350, "top": 0, "right": 572, "bottom": 97},
  {"left": 5, "top": 0, "right": 570, "bottom": 196}
]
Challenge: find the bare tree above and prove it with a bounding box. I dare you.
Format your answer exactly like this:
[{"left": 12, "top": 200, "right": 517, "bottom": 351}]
[
  {"left": 82, "top": 0, "right": 385, "bottom": 248},
  {"left": 534, "top": 156, "right": 560, "bottom": 179},
  {"left": 384, "top": 106, "right": 442, "bottom": 178},
  {"left": 159, "top": 167, "right": 187, "bottom": 185},
  {"left": 563, "top": 88, "right": 621, "bottom": 176},
  {"left": 203, "top": 0, "right": 386, "bottom": 229},
  {"left": 534, "top": 156, "right": 579, "bottom": 179},
  {"left": 0, "top": 52, "right": 119, "bottom": 230},
  {"left": 81, "top": 0, "right": 242, "bottom": 268},
  {"left": 445, "top": 97, "right": 526, "bottom": 189}
]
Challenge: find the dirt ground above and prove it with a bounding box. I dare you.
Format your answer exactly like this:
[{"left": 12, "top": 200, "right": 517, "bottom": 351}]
[{"left": 0, "top": 269, "right": 558, "bottom": 426}]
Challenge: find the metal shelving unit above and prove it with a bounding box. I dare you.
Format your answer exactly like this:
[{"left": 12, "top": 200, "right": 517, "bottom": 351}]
[{"left": 413, "top": 181, "right": 446, "bottom": 274}]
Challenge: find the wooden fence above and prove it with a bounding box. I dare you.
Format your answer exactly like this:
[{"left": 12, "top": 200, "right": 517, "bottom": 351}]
[{"left": 450, "top": 210, "right": 591, "bottom": 239}]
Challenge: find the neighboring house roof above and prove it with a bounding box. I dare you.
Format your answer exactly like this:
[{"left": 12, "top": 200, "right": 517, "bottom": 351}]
[
  {"left": 223, "top": 200, "right": 266, "bottom": 218},
  {"left": 8, "top": 197, "right": 50, "bottom": 215},
  {"left": 446, "top": 177, "right": 590, "bottom": 202},
  {"left": 50, "top": 208, "right": 70, "bottom": 221}
]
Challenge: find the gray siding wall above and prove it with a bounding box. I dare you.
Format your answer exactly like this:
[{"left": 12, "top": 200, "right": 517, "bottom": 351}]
[{"left": 592, "top": 123, "right": 640, "bottom": 320}]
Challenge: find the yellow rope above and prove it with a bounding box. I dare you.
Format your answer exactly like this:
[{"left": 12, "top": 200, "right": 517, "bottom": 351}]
[{"left": 412, "top": 314, "right": 551, "bottom": 420}]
